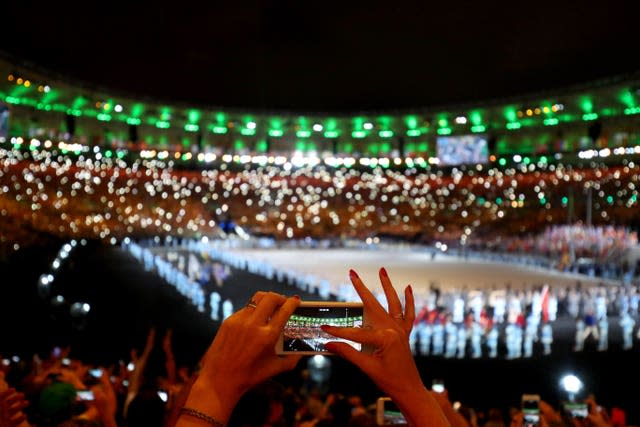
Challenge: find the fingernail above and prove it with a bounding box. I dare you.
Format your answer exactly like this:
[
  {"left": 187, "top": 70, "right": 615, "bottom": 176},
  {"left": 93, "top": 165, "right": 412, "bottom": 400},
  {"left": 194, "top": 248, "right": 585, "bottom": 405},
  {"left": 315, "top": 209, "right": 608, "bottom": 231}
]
[
  {"left": 408, "top": 285, "right": 413, "bottom": 295},
  {"left": 293, "top": 295, "right": 300, "bottom": 300},
  {"left": 380, "top": 267, "right": 388, "bottom": 278},
  {"left": 349, "top": 269, "right": 359, "bottom": 280}
]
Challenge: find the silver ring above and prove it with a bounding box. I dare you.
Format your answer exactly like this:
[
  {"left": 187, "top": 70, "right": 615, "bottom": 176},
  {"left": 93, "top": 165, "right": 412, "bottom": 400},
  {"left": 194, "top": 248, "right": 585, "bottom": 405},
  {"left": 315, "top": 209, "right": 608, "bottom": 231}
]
[
  {"left": 392, "top": 313, "right": 404, "bottom": 320},
  {"left": 246, "top": 300, "right": 258, "bottom": 309}
]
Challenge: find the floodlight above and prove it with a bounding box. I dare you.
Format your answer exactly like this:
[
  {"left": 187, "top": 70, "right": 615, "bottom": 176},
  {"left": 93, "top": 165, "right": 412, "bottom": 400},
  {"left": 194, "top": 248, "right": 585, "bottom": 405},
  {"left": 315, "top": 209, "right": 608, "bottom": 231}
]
[{"left": 560, "top": 374, "right": 583, "bottom": 401}]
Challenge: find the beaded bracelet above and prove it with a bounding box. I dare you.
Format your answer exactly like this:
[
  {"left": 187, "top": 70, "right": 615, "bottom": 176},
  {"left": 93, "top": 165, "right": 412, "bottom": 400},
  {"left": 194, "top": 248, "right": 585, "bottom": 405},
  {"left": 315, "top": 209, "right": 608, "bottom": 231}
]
[{"left": 179, "top": 407, "right": 225, "bottom": 427}]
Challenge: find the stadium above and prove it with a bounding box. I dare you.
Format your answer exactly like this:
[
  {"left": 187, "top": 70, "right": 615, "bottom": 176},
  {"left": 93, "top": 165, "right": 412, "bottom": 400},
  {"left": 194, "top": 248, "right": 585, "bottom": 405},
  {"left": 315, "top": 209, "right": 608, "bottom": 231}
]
[{"left": 1, "top": 3, "right": 640, "bottom": 427}]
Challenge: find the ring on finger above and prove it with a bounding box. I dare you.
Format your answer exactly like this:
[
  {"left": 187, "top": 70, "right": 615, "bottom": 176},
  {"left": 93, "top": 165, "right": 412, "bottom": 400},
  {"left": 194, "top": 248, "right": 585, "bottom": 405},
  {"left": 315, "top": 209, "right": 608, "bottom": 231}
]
[
  {"left": 246, "top": 299, "right": 258, "bottom": 309},
  {"left": 391, "top": 313, "right": 404, "bottom": 320}
]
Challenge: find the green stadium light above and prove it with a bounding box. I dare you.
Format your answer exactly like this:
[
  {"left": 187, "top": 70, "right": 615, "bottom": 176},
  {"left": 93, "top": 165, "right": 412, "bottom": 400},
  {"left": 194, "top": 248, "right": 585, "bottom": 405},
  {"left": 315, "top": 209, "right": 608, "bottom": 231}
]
[
  {"left": 255, "top": 140, "right": 267, "bottom": 152},
  {"left": 72, "top": 96, "right": 87, "bottom": 109},
  {"left": 379, "top": 130, "right": 394, "bottom": 138},
  {"left": 437, "top": 128, "right": 452, "bottom": 135},
  {"left": 352, "top": 130, "right": 366, "bottom": 138},
  {"left": 97, "top": 113, "right": 112, "bottom": 122},
  {"left": 185, "top": 124, "right": 200, "bottom": 132},
  {"left": 469, "top": 110, "right": 483, "bottom": 126},
  {"left": 405, "top": 115, "right": 418, "bottom": 129},
  {"left": 127, "top": 117, "right": 142, "bottom": 125},
  {"left": 580, "top": 97, "right": 593, "bottom": 113},
  {"left": 212, "top": 125, "right": 228, "bottom": 134},
  {"left": 160, "top": 108, "right": 172, "bottom": 121},
  {"left": 471, "top": 125, "right": 486, "bottom": 133},
  {"left": 407, "top": 129, "right": 421, "bottom": 137},
  {"left": 156, "top": 120, "right": 171, "bottom": 129},
  {"left": 582, "top": 113, "right": 598, "bottom": 121},
  {"left": 324, "top": 130, "right": 339, "bottom": 138},
  {"left": 619, "top": 90, "right": 635, "bottom": 108},
  {"left": 544, "top": 118, "right": 559, "bottom": 126},
  {"left": 506, "top": 122, "right": 521, "bottom": 130},
  {"left": 504, "top": 106, "right": 518, "bottom": 122},
  {"left": 188, "top": 110, "right": 201, "bottom": 123},
  {"left": 296, "top": 130, "right": 311, "bottom": 138},
  {"left": 269, "top": 129, "right": 284, "bottom": 137}
]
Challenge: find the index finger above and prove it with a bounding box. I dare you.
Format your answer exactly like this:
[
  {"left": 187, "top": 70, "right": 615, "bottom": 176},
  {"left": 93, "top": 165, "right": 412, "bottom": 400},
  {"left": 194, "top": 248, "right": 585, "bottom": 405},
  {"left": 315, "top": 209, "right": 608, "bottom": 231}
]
[
  {"left": 270, "top": 296, "right": 301, "bottom": 330},
  {"left": 252, "top": 292, "right": 287, "bottom": 323},
  {"left": 349, "top": 269, "right": 388, "bottom": 318}
]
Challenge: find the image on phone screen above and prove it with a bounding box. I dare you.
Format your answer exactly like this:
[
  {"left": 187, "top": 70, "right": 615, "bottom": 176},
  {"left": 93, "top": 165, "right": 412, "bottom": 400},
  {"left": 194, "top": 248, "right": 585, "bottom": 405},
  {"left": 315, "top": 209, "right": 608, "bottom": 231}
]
[
  {"left": 563, "top": 402, "right": 589, "bottom": 418},
  {"left": 278, "top": 302, "right": 364, "bottom": 354},
  {"left": 377, "top": 397, "right": 407, "bottom": 425},
  {"left": 522, "top": 395, "right": 540, "bottom": 427},
  {"left": 76, "top": 390, "right": 95, "bottom": 401}
]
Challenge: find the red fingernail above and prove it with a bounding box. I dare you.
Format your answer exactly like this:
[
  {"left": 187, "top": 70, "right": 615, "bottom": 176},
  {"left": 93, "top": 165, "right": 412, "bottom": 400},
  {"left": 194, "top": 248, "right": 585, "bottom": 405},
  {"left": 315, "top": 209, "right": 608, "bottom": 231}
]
[
  {"left": 408, "top": 285, "right": 413, "bottom": 294},
  {"left": 380, "top": 267, "right": 388, "bottom": 278},
  {"left": 293, "top": 295, "right": 300, "bottom": 300},
  {"left": 349, "top": 269, "right": 358, "bottom": 279}
]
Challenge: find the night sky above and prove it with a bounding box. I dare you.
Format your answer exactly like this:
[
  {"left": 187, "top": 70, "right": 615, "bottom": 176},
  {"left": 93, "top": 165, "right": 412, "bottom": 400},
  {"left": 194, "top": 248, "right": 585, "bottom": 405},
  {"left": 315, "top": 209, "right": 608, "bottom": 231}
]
[{"left": 1, "top": 1, "right": 639, "bottom": 112}]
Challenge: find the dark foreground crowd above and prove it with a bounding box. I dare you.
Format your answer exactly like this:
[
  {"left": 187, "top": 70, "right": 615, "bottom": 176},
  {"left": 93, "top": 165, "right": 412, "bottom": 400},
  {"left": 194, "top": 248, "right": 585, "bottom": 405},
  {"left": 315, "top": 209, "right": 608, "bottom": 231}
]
[{"left": 1, "top": 269, "right": 633, "bottom": 427}]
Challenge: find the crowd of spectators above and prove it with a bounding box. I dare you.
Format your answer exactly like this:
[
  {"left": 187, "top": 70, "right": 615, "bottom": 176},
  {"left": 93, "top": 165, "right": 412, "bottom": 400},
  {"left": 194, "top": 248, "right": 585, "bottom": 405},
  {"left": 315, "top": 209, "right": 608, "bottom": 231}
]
[{"left": 1, "top": 139, "right": 639, "bottom": 280}]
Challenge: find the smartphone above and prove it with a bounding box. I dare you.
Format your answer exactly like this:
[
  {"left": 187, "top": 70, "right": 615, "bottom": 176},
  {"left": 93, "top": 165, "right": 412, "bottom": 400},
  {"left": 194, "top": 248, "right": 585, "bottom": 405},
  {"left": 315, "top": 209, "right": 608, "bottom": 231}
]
[
  {"left": 432, "top": 379, "right": 445, "bottom": 393},
  {"left": 522, "top": 394, "right": 540, "bottom": 427},
  {"left": 89, "top": 368, "right": 103, "bottom": 378},
  {"left": 76, "top": 390, "right": 95, "bottom": 401},
  {"left": 157, "top": 389, "right": 169, "bottom": 403},
  {"left": 376, "top": 397, "right": 407, "bottom": 425},
  {"left": 275, "top": 301, "right": 367, "bottom": 355},
  {"left": 562, "top": 402, "right": 589, "bottom": 418}
]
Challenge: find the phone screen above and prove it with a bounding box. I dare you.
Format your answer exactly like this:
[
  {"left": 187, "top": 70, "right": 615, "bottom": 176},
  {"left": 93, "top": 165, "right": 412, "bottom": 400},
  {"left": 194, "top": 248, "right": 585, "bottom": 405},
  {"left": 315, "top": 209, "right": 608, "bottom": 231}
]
[
  {"left": 377, "top": 398, "right": 407, "bottom": 425},
  {"left": 76, "top": 390, "right": 95, "bottom": 401},
  {"left": 157, "top": 390, "right": 168, "bottom": 403},
  {"left": 563, "top": 402, "right": 589, "bottom": 418},
  {"left": 432, "top": 379, "right": 445, "bottom": 393},
  {"left": 522, "top": 396, "right": 540, "bottom": 427},
  {"left": 279, "top": 303, "right": 364, "bottom": 354}
]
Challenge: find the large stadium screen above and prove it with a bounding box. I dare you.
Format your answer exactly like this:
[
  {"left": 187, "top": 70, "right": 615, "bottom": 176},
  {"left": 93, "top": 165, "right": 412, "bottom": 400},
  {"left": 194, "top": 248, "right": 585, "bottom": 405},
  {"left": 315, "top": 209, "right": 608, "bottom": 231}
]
[{"left": 437, "top": 135, "right": 488, "bottom": 166}]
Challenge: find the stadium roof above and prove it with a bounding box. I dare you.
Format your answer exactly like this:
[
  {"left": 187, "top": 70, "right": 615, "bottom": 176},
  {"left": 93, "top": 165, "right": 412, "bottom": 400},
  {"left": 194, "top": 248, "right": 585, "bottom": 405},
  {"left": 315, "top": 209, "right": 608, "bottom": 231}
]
[{"left": 1, "top": 1, "right": 639, "bottom": 113}]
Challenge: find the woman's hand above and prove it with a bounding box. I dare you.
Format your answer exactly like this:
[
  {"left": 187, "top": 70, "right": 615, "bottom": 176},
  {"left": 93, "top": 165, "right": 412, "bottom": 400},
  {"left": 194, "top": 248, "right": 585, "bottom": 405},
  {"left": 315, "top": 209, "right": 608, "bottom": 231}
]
[
  {"left": 0, "top": 388, "right": 30, "bottom": 427},
  {"left": 181, "top": 292, "right": 301, "bottom": 426},
  {"left": 322, "top": 268, "right": 448, "bottom": 427},
  {"left": 321, "top": 268, "right": 419, "bottom": 397}
]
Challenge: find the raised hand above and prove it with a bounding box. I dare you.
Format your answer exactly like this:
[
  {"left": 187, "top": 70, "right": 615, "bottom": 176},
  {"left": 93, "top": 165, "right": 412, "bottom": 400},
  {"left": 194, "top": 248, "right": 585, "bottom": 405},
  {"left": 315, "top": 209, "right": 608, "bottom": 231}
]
[
  {"left": 321, "top": 267, "right": 448, "bottom": 427},
  {"left": 179, "top": 292, "right": 301, "bottom": 426}
]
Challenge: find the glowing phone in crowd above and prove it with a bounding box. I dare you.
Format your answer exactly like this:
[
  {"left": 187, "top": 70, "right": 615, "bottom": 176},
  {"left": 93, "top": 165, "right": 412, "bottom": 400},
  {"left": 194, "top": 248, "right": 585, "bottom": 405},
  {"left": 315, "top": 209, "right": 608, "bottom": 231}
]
[
  {"left": 376, "top": 397, "right": 407, "bottom": 425},
  {"left": 522, "top": 394, "right": 541, "bottom": 427}
]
